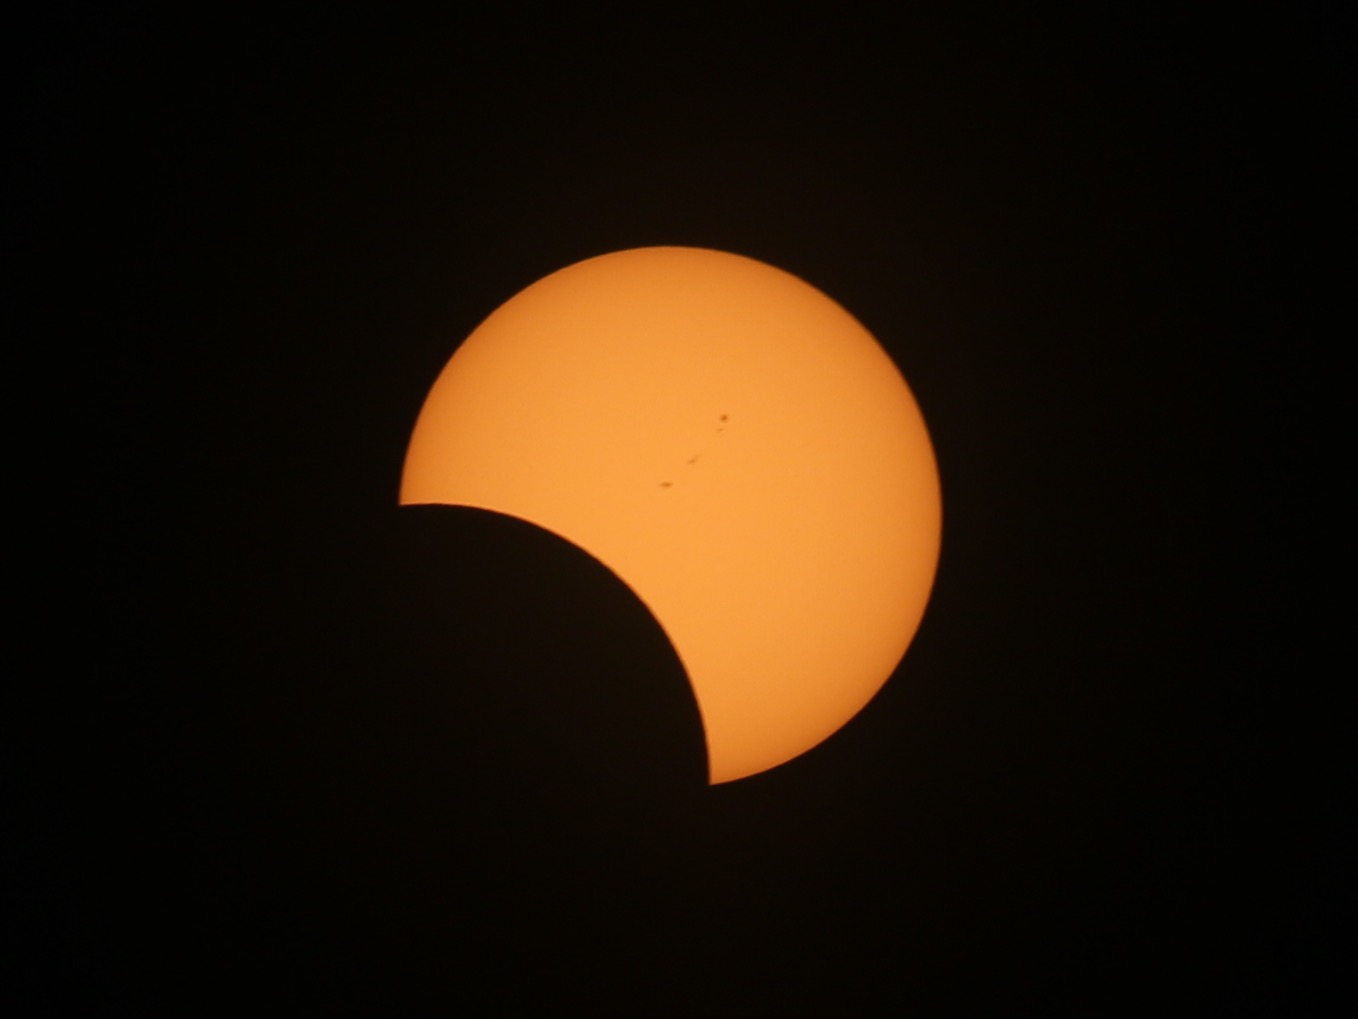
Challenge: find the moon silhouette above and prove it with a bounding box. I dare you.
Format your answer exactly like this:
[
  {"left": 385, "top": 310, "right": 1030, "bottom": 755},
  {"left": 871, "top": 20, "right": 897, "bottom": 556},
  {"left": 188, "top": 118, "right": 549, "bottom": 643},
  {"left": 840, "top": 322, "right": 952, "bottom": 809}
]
[{"left": 401, "top": 247, "right": 941, "bottom": 783}]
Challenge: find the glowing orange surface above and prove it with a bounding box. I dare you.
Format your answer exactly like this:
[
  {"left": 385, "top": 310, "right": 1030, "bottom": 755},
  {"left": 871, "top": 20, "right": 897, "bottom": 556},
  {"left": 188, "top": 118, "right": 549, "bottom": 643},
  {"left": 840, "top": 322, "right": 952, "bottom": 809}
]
[{"left": 401, "top": 247, "right": 941, "bottom": 782}]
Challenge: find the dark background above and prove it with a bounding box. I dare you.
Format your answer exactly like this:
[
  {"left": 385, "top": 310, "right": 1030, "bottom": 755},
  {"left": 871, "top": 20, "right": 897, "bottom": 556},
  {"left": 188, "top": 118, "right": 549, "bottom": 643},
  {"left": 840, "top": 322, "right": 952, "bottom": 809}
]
[{"left": 10, "top": 5, "right": 1342, "bottom": 1013}]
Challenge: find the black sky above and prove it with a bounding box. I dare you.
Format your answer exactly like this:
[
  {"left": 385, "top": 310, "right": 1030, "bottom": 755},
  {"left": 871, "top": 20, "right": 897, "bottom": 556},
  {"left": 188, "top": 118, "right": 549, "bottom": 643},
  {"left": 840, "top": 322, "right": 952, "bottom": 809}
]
[{"left": 10, "top": 6, "right": 1343, "bottom": 1014}]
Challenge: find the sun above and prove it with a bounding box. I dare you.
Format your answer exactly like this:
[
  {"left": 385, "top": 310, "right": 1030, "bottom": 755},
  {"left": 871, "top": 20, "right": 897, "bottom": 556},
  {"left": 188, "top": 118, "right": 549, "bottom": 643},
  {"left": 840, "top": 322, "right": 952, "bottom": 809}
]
[{"left": 402, "top": 247, "right": 941, "bottom": 782}]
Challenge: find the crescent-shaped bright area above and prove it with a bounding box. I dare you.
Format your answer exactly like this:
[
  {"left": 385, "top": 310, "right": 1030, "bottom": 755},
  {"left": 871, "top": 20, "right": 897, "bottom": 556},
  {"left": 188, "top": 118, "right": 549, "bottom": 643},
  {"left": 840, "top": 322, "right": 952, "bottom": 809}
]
[{"left": 401, "top": 247, "right": 941, "bottom": 783}]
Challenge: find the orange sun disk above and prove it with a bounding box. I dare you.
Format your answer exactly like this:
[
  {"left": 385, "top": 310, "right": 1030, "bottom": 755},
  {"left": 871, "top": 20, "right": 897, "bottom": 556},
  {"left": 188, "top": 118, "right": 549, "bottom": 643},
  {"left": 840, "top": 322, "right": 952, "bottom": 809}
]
[{"left": 401, "top": 247, "right": 941, "bottom": 783}]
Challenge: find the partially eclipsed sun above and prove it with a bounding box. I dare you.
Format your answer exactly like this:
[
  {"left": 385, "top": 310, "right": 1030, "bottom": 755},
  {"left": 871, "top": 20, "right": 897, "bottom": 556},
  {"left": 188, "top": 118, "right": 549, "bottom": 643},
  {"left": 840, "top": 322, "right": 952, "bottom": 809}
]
[{"left": 401, "top": 247, "right": 941, "bottom": 783}]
